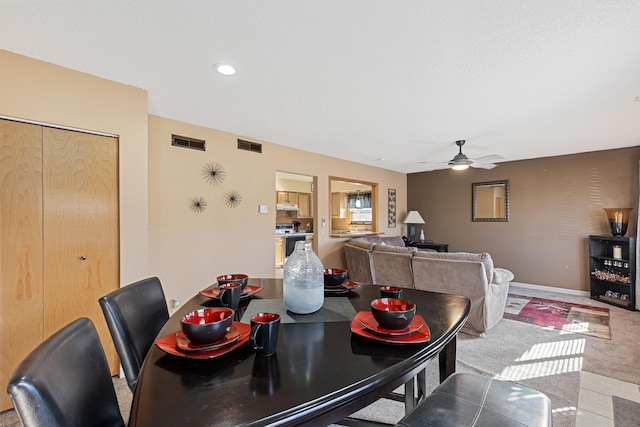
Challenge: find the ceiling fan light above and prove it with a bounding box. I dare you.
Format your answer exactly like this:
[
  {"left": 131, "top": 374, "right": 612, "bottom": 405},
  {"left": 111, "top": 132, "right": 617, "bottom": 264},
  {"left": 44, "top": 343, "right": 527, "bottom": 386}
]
[{"left": 451, "top": 164, "right": 469, "bottom": 171}]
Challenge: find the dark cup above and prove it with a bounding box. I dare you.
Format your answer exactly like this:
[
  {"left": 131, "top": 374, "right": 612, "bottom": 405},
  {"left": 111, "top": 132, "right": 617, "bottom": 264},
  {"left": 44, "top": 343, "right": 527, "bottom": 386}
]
[
  {"left": 250, "top": 312, "right": 280, "bottom": 356},
  {"left": 380, "top": 286, "right": 403, "bottom": 299},
  {"left": 218, "top": 282, "right": 241, "bottom": 311}
]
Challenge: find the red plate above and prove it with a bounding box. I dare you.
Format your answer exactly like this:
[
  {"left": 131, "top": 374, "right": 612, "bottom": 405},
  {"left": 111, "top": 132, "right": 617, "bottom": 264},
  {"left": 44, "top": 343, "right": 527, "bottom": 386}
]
[
  {"left": 175, "top": 325, "right": 240, "bottom": 352},
  {"left": 357, "top": 311, "right": 423, "bottom": 336},
  {"left": 155, "top": 322, "right": 251, "bottom": 359},
  {"left": 324, "top": 279, "right": 358, "bottom": 294},
  {"left": 351, "top": 312, "right": 430, "bottom": 344},
  {"left": 200, "top": 284, "right": 263, "bottom": 299}
]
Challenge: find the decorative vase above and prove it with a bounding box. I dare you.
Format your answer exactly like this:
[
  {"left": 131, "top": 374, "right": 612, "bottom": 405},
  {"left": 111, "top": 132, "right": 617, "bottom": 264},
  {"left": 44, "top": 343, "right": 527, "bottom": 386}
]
[
  {"left": 283, "top": 240, "right": 324, "bottom": 314},
  {"left": 603, "top": 208, "right": 633, "bottom": 236}
]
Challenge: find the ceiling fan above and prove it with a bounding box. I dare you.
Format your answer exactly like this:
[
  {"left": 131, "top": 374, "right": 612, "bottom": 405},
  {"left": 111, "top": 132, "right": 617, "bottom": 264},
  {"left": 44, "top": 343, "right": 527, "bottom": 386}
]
[{"left": 421, "top": 140, "right": 502, "bottom": 170}]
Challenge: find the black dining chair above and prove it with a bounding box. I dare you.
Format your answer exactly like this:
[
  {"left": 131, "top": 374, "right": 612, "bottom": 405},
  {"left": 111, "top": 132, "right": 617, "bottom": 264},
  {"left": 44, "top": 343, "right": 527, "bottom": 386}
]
[
  {"left": 99, "top": 276, "right": 169, "bottom": 392},
  {"left": 7, "top": 317, "right": 125, "bottom": 427}
]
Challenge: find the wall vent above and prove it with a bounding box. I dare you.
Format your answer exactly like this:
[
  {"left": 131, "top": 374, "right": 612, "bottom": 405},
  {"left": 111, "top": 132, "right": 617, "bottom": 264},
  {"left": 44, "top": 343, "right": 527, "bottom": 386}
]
[
  {"left": 237, "top": 139, "right": 262, "bottom": 153},
  {"left": 172, "top": 134, "right": 206, "bottom": 151}
]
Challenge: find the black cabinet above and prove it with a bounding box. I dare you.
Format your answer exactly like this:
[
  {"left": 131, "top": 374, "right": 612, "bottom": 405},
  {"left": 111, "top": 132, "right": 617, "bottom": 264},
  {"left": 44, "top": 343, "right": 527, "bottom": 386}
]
[{"left": 589, "top": 235, "right": 636, "bottom": 310}]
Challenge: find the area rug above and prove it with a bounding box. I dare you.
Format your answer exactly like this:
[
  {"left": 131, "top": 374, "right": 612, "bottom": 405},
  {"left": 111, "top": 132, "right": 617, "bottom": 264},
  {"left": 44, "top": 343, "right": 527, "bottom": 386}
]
[{"left": 504, "top": 294, "right": 611, "bottom": 339}]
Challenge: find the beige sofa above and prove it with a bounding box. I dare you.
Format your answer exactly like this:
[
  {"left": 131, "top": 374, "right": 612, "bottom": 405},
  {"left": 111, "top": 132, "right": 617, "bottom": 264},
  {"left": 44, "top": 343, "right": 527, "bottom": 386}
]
[{"left": 343, "top": 236, "right": 514, "bottom": 335}]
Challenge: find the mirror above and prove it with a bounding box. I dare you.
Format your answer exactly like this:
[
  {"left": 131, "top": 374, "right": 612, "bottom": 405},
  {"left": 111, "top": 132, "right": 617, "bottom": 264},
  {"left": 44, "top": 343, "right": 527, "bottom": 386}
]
[
  {"left": 472, "top": 180, "right": 509, "bottom": 222},
  {"left": 329, "top": 176, "right": 378, "bottom": 236}
]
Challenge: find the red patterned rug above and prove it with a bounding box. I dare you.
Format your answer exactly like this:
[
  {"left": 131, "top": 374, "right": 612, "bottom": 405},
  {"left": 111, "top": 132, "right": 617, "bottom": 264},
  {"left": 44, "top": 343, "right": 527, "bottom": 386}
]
[{"left": 504, "top": 294, "right": 611, "bottom": 339}]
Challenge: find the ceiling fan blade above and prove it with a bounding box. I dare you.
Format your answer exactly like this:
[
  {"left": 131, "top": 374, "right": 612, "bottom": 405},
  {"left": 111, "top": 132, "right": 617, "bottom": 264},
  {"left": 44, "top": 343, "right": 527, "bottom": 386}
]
[
  {"left": 473, "top": 154, "right": 503, "bottom": 163},
  {"left": 471, "top": 163, "right": 497, "bottom": 170}
]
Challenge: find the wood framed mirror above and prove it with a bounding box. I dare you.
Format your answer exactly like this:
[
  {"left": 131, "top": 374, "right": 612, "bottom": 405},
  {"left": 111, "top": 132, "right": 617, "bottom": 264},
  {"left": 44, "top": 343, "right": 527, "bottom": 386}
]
[{"left": 472, "top": 180, "right": 509, "bottom": 222}]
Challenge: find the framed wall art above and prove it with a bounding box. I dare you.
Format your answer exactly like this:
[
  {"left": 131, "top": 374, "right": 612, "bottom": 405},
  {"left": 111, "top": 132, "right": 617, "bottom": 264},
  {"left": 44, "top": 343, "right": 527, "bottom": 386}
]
[{"left": 388, "top": 188, "right": 396, "bottom": 228}]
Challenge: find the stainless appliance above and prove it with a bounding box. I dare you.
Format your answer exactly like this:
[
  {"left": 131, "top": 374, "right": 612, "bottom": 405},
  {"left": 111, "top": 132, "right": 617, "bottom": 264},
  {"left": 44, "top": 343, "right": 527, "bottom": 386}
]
[{"left": 276, "top": 223, "right": 307, "bottom": 259}]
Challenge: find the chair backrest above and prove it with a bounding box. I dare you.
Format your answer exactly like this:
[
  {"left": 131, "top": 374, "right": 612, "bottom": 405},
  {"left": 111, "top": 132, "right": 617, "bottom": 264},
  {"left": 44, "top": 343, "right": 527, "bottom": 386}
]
[
  {"left": 99, "top": 276, "right": 169, "bottom": 391},
  {"left": 7, "top": 318, "right": 125, "bottom": 427}
]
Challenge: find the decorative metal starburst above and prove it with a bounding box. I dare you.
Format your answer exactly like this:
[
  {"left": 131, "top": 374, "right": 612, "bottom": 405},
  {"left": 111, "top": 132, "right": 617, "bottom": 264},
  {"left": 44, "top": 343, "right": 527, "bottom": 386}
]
[
  {"left": 202, "top": 162, "right": 226, "bottom": 185},
  {"left": 224, "top": 190, "right": 242, "bottom": 208},
  {"left": 189, "top": 196, "right": 208, "bottom": 213}
]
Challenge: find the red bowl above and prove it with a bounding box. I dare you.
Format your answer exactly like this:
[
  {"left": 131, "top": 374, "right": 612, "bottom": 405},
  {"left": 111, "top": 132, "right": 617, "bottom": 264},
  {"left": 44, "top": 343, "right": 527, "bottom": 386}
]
[
  {"left": 324, "top": 268, "right": 348, "bottom": 287},
  {"left": 380, "top": 286, "right": 403, "bottom": 299},
  {"left": 370, "top": 298, "right": 416, "bottom": 330},
  {"left": 217, "top": 274, "right": 249, "bottom": 289},
  {"left": 181, "top": 308, "right": 234, "bottom": 344}
]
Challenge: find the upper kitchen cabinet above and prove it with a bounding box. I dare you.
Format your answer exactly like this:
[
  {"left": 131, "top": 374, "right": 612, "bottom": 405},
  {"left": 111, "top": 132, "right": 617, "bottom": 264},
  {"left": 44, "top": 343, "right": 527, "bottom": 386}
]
[
  {"left": 277, "top": 191, "right": 299, "bottom": 204},
  {"left": 297, "top": 193, "right": 312, "bottom": 218}
]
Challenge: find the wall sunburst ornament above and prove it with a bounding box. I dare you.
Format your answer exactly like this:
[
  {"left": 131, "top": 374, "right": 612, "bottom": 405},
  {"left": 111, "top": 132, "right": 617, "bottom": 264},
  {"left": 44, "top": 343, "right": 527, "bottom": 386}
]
[
  {"left": 224, "top": 190, "right": 242, "bottom": 208},
  {"left": 189, "top": 196, "right": 208, "bottom": 213},
  {"left": 202, "top": 162, "right": 226, "bottom": 185}
]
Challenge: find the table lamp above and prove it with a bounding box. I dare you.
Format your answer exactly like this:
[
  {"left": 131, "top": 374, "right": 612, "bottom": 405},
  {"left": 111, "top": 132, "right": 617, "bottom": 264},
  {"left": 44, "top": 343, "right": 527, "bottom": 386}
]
[{"left": 403, "top": 210, "right": 425, "bottom": 242}]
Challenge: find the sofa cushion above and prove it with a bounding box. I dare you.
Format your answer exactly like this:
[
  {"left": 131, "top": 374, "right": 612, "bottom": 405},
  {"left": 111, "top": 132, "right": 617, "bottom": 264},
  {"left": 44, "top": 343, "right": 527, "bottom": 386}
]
[
  {"left": 351, "top": 235, "right": 405, "bottom": 248},
  {"left": 347, "top": 238, "right": 376, "bottom": 250},
  {"left": 413, "top": 251, "right": 494, "bottom": 283},
  {"left": 372, "top": 244, "right": 417, "bottom": 254}
]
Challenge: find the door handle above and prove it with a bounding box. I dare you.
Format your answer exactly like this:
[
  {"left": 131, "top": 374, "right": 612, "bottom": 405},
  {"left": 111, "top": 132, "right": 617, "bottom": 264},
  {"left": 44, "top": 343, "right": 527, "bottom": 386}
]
[{"left": 80, "top": 256, "right": 87, "bottom": 261}]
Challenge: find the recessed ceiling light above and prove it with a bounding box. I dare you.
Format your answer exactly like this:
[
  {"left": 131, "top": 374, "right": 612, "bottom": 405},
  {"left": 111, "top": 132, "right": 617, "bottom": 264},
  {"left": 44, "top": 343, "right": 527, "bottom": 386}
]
[{"left": 214, "top": 64, "right": 236, "bottom": 76}]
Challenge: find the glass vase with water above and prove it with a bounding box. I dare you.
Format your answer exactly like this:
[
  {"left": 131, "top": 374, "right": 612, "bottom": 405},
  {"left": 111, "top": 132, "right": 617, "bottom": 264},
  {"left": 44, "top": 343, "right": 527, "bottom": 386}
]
[{"left": 283, "top": 240, "right": 324, "bottom": 314}]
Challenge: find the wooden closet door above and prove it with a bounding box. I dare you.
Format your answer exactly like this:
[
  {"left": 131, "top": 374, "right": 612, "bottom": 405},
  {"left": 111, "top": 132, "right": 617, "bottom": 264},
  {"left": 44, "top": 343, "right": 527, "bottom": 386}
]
[
  {"left": 0, "top": 121, "right": 44, "bottom": 411},
  {"left": 42, "top": 128, "right": 119, "bottom": 372}
]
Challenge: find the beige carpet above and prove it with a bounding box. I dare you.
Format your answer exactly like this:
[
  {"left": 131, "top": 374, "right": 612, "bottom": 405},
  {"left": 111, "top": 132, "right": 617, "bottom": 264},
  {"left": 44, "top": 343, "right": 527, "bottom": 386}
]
[{"left": 2, "top": 287, "right": 638, "bottom": 427}]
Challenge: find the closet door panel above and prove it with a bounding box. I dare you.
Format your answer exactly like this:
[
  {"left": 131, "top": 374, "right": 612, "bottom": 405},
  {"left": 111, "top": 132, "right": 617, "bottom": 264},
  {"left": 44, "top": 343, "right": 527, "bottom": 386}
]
[
  {"left": 42, "top": 128, "right": 119, "bottom": 370},
  {"left": 0, "top": 120, "right": 44, "bottom": 411}
]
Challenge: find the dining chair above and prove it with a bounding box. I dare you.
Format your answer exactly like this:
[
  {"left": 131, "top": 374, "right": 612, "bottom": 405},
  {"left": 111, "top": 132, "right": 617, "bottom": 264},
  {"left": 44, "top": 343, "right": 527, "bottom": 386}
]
[
  {"left": 99, "top": 276, "right": 169, "bottom": 392},
  {"left": 7, "top": 317, "right": 125, "bottom": 427}
]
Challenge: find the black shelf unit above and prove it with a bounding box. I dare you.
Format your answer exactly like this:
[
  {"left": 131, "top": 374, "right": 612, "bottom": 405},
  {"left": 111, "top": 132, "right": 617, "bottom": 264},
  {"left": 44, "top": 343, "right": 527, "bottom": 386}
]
[{"left": 589, "top": 235, "right": 636, "bottom": 310}]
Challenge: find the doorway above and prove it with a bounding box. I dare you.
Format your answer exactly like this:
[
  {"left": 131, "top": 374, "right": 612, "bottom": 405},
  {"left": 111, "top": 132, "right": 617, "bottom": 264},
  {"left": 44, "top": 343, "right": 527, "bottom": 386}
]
[{"left": 275, "top": 171, "right": 317, "bottom": 277}]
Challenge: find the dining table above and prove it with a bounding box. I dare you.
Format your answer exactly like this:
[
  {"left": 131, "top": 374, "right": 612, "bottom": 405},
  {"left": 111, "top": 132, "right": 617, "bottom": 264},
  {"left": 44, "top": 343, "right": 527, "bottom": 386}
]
[{"left": 128, "top": 278, "right": 470, "bottom": 427}]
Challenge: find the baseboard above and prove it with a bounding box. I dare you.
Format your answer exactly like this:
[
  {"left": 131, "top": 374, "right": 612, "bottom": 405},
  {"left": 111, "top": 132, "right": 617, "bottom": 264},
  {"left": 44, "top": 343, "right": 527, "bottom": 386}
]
[{"left": 510, "top": 281, "right": 590, "bottom": 297}]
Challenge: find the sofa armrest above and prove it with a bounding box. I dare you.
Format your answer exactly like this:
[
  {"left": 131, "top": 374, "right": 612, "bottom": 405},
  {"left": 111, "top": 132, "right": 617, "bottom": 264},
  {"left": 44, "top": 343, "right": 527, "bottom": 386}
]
[{"left": 492, "top": 267, "right": 514, "bottom": 285}]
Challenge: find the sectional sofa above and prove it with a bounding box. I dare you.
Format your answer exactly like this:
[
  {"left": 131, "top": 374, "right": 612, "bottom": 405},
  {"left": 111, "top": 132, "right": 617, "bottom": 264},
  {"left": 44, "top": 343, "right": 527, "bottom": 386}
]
[{"left": 344, "top": 236, "right": 514, "bottom": 335}]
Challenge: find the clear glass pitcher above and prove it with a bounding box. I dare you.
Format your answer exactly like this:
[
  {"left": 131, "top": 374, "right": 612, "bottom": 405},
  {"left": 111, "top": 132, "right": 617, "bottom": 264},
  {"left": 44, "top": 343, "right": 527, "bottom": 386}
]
[{"left": 283, "top": 240, "right": 324, "bottom": 314}]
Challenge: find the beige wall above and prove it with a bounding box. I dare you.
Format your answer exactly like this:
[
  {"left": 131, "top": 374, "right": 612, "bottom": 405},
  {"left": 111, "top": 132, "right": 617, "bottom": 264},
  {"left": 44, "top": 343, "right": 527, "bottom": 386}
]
[
  {"left": 0, "top": 49, "right": 406, "bottom": 308},
  {"left": 408, "top": 147, "right": 640, "bottom": 292},
  {"left": 0, "top": 49, "right": 150, "bottom": 286},
  {"left": 148, "top": 116, "right": 407, "bottom": 304}
]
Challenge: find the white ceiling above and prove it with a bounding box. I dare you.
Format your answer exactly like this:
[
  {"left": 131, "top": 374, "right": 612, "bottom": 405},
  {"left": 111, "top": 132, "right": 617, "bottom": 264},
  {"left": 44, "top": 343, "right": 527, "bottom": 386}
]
[{"left": 2, "top": 1, "right": 639, "bottom": 173}]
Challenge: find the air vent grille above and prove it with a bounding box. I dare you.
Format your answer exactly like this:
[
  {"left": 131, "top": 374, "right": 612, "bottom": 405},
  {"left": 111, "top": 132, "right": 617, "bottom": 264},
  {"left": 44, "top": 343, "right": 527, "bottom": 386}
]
[
  {"left": 237, "top": 139, "right": 262, "bottom": 153},
  {"left": 172, "top": 134, "right": 205, "bottom": 151}
]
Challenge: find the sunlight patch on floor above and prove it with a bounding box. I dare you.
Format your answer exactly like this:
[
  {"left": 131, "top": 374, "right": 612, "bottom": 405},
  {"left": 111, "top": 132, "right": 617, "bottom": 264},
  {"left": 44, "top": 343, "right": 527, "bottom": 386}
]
[
  {"left": 499, "top": 357, "right": 583, "bottom": 381},
  {"left": 516, "top": 339, "right": 586, "bottom": 361}
]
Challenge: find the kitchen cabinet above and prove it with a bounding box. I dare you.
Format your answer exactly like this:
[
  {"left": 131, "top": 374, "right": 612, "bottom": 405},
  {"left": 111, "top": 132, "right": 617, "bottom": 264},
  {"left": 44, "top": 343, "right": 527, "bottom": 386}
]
[
  {"left": 297, "top": 193, "right": 312, "bottom": 218},
  {"left": 275, "top": 236, "right": 284, "bottom": 268},
  {"left": 0, "top": 120, "right": 119, "bottom": 410},
  {"left": 331, "top": 192, "right": 347, "bottom": 218},
  {"left": 277, "top": 191, "right": 299, "bottom": 204},
  {"left": 589, "top": 235, "right": 636, "bottom": 310}
]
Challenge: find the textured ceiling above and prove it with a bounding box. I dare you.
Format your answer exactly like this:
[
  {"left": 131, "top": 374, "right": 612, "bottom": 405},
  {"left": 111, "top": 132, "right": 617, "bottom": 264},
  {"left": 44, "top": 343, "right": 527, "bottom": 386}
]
[{"left": 2, "top": 1, "right": 639, "bottom": 173}]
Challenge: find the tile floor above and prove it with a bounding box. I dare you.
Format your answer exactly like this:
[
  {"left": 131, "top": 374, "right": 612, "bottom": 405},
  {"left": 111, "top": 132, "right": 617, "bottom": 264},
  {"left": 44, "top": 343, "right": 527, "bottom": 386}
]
[{"left": 576, "top": 371, "right": 640, "bottom": 426}]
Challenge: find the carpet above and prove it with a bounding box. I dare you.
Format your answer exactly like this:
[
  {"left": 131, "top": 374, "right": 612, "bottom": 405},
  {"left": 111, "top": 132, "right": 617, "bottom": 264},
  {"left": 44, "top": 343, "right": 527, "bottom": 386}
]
[{"left": 504, "top": 294, "right": 611, "bottom": 339}]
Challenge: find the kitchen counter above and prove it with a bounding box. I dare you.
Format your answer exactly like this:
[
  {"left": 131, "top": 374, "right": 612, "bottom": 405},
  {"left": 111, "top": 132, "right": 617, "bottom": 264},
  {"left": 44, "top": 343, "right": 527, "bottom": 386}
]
[{"left": 275, "top": 232, "right": 314, "bottom": 237}]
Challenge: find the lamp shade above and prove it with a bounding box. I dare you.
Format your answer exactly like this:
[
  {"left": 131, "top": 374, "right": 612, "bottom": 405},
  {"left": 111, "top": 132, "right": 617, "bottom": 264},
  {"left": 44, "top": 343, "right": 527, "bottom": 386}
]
[{"left": 403, "top": 210, "right": 425, "bottom": 224}]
